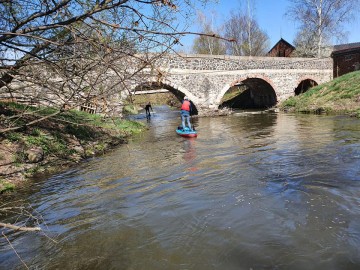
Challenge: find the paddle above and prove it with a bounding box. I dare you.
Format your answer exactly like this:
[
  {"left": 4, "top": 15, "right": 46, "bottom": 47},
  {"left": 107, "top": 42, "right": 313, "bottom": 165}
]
[
  {"left": 190, "top": 113, "right": 195, "bottom": 131},
  {"left": 189, "top": 101, "right": 195, "bottom": 131}
]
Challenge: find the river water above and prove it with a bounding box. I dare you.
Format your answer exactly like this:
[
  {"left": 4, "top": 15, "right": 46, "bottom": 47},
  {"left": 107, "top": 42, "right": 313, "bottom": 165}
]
[{"left": 1, "top": 106, "right": 360, "bottom": 270}]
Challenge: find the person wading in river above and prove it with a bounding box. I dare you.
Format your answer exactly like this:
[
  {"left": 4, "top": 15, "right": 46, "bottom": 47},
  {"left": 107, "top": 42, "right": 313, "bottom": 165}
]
[
  {"left": 145, "top": 102, "right": 153, "bottom": 118},
  {"left": 180, "top": 96, "right": 192, "bottom": 130}
]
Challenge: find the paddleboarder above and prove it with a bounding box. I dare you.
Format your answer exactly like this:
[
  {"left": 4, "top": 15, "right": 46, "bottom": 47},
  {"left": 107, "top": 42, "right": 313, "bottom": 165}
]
[{"left": 180, "top": 96, "right": 192, "bottom": 130}]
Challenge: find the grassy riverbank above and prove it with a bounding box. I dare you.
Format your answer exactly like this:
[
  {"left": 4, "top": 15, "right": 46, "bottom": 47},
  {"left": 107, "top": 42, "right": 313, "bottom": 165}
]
[
  {"left": 279, "top": 71, "right": 360, "bottom": 117},
  {"left": 122, "top": 92, "right": 181, "bottom": 115},
  {"left": 0, "top": 102, "right": 146, "bottom": 193}
]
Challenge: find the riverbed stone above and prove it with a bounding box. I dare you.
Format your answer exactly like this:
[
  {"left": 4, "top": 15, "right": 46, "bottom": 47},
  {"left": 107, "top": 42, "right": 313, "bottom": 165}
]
[{"left": 26, "top": 147, "right": 44, "bottom": 163}]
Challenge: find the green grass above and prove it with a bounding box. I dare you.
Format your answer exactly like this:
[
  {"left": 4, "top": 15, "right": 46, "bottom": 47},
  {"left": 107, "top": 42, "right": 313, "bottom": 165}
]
[
  {"left": 1, "top": 102, "right": 146, "bottom": 162},
  {"left": 64, "top": 124, "right": 98, "bottom": 140},
  {"left": 113, "top": 119, "right": 145, "bottom": 133},
  {"left": 128, "top": 92, "right": 180, "bottom": 107},
  {"left": 0, "top": 179, "right": 15, "bottom": 193},
  {"left": 6, "top": 132, "right": 22, "bottom": 142},
  {"left": 1, "top": 102, "right": 145, "bottom": 134},
  {"left": 56, "top": 110, "right": 104, "bottom": 125},
  {"left": 25, "top": 133, "right": 72, "bottom": 157},
  {"left": 123, "top": 104, "right": 140, "bottom": 115},
  {"left": 279, "top": 71, "right": 360, "bottom": 115},
  {"left": 221, "top": 85, "right": 247, "bottom": 103},
  {"left": 2, "top": 102, "right": 58, "bottom": 115},
  {"left": 0, "top": 102, "right": 147, "bottom": 191}
]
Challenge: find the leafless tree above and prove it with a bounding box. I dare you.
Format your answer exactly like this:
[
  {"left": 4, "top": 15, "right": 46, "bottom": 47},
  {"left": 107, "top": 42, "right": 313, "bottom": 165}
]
[
  {"left": 224, "top": 11, "right": 269, "bottom": 56},
  {"left": 286, "top": 0, "right": 360, "bottom": 58},
  {"left": 223, "top": 0, "right": 269, "bottom": 56},
  {"left": 292, "top": 28, "right": 319, "bottom": 57},
  {"left": 0, "top": 0, "right": 227, "bottom": 134},
  {"left": 192, "top": 11, "right": 227, "bottom": 55}
]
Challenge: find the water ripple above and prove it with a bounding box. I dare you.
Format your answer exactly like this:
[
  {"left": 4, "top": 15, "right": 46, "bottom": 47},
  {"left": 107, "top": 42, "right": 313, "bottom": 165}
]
[{"left": 2, "top": 113, "right": 360, "bottom": 270}]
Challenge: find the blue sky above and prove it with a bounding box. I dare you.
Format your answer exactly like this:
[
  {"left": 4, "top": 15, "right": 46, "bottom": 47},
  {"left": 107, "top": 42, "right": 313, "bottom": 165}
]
[{"left": 177, "top": 0, "right": 360, "bottom": 52}]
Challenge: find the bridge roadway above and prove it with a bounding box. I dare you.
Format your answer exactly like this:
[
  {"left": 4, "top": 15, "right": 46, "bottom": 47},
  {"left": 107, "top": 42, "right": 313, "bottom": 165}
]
[{"left": 132, "top": 53, "right": 333, "bottom": 114}]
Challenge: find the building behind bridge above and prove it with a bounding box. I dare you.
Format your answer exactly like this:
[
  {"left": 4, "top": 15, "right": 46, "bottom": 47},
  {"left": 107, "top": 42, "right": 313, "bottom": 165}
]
[
  {"left": 331, "top": 42, "right": 360, "bottom": 78},
  {"left": 268, "top": 38, "right": 295, "bottom": 57}
]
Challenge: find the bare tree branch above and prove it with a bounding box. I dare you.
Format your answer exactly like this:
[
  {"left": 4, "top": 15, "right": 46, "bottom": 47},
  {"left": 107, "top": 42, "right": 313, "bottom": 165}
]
[
  {"left": 287, "top": 0, "right": 359, "bottom": 57},
  {"left": 0, "top": 0, "right": 230, "bottom": 134},
  {"left": 0, "top": 222, "right": 41, "bottom": 232},
  {"left": 2, "top": 232, "right": 30, "bottom": 269}
]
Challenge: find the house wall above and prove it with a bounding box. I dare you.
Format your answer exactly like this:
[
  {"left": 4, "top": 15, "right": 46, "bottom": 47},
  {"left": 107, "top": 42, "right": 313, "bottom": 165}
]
[{"left": 332, "top": 49, "right": 360, "bottom": 77}]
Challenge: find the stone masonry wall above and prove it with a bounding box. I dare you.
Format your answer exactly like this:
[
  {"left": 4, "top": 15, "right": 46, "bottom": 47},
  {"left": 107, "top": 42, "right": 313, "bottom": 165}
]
[
  {"left": 146, "top": 54, "right": 333, "bottom": 111},
  {"left": 155, "top": 54, "right": 332, "bottom": 71}
]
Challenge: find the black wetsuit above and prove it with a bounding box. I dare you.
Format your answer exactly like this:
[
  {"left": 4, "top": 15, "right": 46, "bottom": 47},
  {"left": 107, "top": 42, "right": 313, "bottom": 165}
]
[{"left": 145, "top": 104, "right": 152, "bottom": 117}]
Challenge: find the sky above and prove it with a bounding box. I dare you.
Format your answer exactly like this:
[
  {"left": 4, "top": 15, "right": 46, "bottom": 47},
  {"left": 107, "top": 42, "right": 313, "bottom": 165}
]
[{"left": 177, "top": 0, "right": 360, "bottom": 52}]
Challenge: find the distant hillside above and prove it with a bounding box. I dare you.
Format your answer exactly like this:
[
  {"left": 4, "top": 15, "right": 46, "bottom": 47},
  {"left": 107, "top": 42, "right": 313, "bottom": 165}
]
[{"left": 279, "top": 71, "right": 360, "bottom": 117}]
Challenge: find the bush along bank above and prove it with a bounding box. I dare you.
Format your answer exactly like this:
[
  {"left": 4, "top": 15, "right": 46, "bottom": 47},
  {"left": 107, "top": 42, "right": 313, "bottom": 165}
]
[
  {"left": 279, "top": 70, "right": 360, "bottom": 117},
  {"left": 0, "top": 103, "right": 146, "bottom": 193}
]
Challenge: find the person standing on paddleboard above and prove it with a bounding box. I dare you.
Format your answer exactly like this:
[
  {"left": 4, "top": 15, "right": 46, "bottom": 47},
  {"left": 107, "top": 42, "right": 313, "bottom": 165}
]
[{"left": 180, "top": 96, "right": 192, "bottom": 130}]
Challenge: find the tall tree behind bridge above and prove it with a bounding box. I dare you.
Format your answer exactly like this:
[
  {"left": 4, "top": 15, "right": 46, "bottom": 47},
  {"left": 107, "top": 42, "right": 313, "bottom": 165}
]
[
  {"left": 192, "top": 11, "right": 227, "bottom": 55},
  {"left": 224, "top": 0, "right": 269, "bottom": 56},
  {"left": 292, "top": 28, "right": 319, "bottom": 57},
  {"left": 286, "top": 0, "right": 360, "bottom": 58},
  {"left": 224, "top": 11, "right": 269, "bottom": 56},
  {"left": 0, "top": 0, "right": 225, "bottom": 133}
]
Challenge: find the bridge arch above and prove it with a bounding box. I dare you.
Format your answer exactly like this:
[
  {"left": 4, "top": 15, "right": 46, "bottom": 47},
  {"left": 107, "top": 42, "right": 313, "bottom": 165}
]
[
  {"left": 217, "top": 75, "right": 277, "bottom": 109},
  {"left": 294, "top": 77, "right": 318, "bottom": 95},
  {"left": 132, "top": 80, "right": 199, "bottom": 114}
]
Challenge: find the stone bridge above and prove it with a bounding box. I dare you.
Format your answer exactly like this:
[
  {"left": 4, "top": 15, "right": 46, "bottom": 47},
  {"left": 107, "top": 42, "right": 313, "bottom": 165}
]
[{"left": 132, "top": 54, "right": 333, "bottom": 114}]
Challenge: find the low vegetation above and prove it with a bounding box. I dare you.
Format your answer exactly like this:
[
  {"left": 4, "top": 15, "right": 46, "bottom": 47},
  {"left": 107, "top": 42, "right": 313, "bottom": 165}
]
[
  {"left": 0, "top": 179, "right": 15, "bottom": 193},
  {"left": 220, "top": 86, "right": 246, "bottom": 104},
  {"left": 0, "top": 102, "right": 146, "bottom": 193},
  {"left": 279, "top": 71, "right": 360, "bottom": 117}
]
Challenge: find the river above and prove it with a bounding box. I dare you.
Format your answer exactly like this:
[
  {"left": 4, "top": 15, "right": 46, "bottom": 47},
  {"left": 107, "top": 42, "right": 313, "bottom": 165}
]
[{"left": 1, "top": 106, "right": 360, "bottom": 270}]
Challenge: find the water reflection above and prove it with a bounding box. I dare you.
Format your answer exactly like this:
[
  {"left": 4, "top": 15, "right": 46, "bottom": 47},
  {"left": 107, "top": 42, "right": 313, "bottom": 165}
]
[
  {"left": 1, "top": 109, "right": 360, "bottom": 270},
  {"left": 182, "top": 139, "right": 197, "bottom": 165}
]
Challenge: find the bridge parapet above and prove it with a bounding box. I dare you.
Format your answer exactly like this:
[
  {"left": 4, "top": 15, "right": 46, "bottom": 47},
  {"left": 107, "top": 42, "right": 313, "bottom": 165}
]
[{"left": 154, "top": 54, "right": 332, "bottom": 71}]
